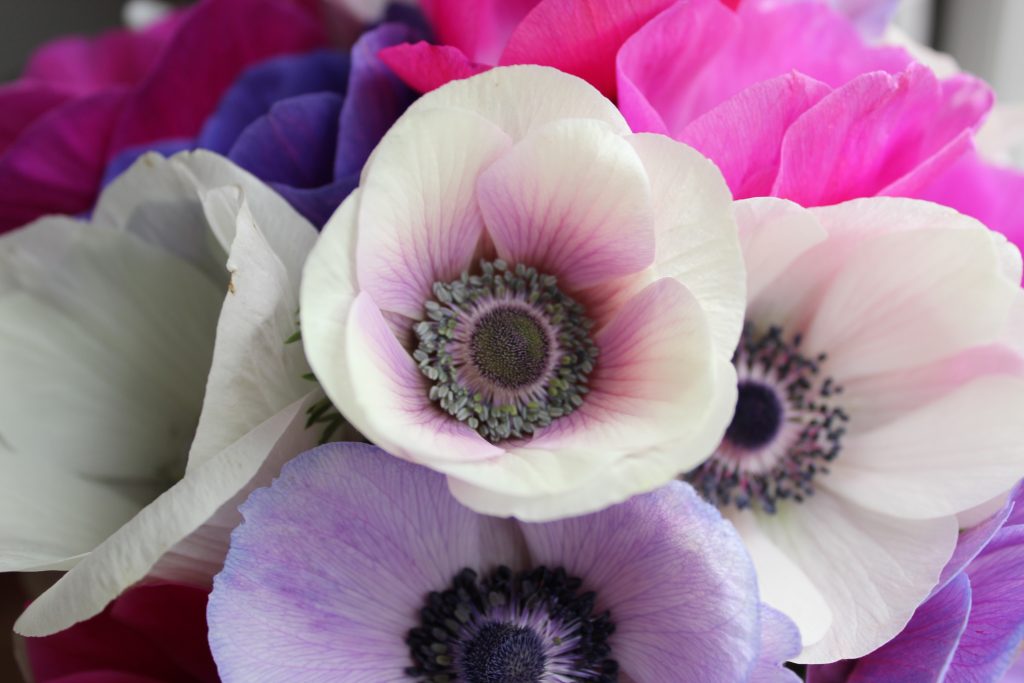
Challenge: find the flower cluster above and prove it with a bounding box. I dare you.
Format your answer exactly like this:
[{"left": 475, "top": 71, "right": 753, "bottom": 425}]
[{"left": 3, "top": 0, "right": 1024, "bottom": 682}]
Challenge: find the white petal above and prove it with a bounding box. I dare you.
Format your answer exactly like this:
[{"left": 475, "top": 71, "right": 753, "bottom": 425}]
[
  {"left": 355, "top": 106, "right": 511, "bottom": 318},
  {"left": 806, "top": 225, "right": 1019, "bottom": 378},
  {"left": 14, "top": 394, "right": 319, "bottom": 636},
  {"left": 757, "top": 492, "right": 958, "bottom": 663},
  {"left": 734, "top": 197, "right": 827, "bottom": 307},
  {"left": 825, "top": 375, "right": 1024, "bottom": 519},
  {"left": 629, "top": 133, "right": 747, "bottom": 356},
  {"left": 0, "top": 220, "right": 221, "bottom": 481},
  {"left": 727, "top": 509, "right": 833, "bottom": 649},
  {"left": 445, "top": 357, "right": 737, "bottom": 521},
  {"left": 401, "top": 65, "right": 630, "bottom": 146},
  {"left": 186, "top": 187, "right": 317, "bottom": 470},
  {"left": 0, "top": 453, "right": 140, "bottom": 572}
]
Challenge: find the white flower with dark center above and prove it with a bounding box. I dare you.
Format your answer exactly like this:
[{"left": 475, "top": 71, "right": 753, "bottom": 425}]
[
  {"left": 684, "top": 196, "right": 1024, "bottom": 663},
  {"left": 300, "top": 65, "right": 746, "bottom": 520}
]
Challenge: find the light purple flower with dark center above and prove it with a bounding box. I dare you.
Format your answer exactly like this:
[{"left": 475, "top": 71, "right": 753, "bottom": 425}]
[
  {"left": 807, "top": 487, "right": 1024, "bottom": 683},
  {"left": 208, "top": 443, "right": 800, "bottom": 682}
]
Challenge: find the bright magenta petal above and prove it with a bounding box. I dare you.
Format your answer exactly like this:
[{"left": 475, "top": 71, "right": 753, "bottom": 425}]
[{"left": 379, "top": 42, "right": 491, "bottom": 94}]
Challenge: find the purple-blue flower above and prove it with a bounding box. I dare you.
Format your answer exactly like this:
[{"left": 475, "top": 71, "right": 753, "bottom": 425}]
[
  {"left": 807, "top": 488, "right": 1024, "bottom": 682},
  {"left": 208, "top": 442, "right": 800, "bottom": 681},
  {"left": 103, "top": 18, "right": 421, "bottom": 227}
]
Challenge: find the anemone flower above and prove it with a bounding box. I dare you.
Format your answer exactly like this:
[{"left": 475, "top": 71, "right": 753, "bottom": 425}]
[
  {"left": 4, "top": 151, "right": 322, "bottom": 637},
  {"left": 684, "top": 196, "right": 1024, "bottom": 663},
  {"left": 209, "top": 442, "right": 799, "bottom": 682},
  {"left": 300, "top": 65, "right": 745, "bottom": 521}
]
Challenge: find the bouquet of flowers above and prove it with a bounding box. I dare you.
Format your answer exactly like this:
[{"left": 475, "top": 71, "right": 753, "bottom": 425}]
[{"left": 3, "top": 0, "right": 1024, "bottom": 681}]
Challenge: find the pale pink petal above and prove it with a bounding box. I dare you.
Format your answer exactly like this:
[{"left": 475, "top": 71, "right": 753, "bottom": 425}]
[
  {"left": 477, "top": 118, "right": 655, "bottom": 290},
  {"left": 378, "top": 42, "right": 491, "bottom": 94},
  {"left": 500, "top": 0, "right": 676, "bottom": 98},
  {"left": 627, "top": 133, "right": 746, "bottom": 356},
  {"left": 840, "top": 344, "right": 1024, "bottom": 433},
  {"left": 345, "top": 292, "right": 503, "bottom": 465},
  {"left": 805, "top": 219, "right": 1019, "bottom": 379},
  {"left": 735, "top": 198, "right": 828, "bottom": 307},
  {"left": 678, "top": 73, "right": 832, "bottom": 199},
  {"left": 824, "top": 375, "right": 1024, "bottom": 520},
  {"left": 758, "top": 492, "right": 958, "bottom": 663},
  {"left": 355, "top": 107, "right": 511, "bottom": 319},
  {"left": 772, "top": 67, "right": 992, "bottom": 206}
]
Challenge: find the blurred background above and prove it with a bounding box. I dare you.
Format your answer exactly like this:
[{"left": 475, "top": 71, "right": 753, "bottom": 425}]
[{"left": 0, "top": 0, "right": 1020, "bottom": 680}]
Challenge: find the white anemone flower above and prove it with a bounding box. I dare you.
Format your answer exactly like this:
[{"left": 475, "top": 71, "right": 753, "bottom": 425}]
[
  {"left": 1, "top": 151, "right": 321, "bottom": 636},
  {"left": 684, "top": 196, "right": 1024, "bottom": 663},
  {"left": 300, "top": 65, "right": 747, "bottom": 521}
]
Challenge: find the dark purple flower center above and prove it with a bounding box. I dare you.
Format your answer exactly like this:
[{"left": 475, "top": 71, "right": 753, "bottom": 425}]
[
  {"left": 406, "top": 566, "right": 618, "bottom": 683},
  {"left": 726, "top": 381, "right": 784, "bottom": 449},
  {"left": 413, "top": 260, "right": 598, "bottom": 443},
  {"left": 460, "top": 623, "right": 546, "bottom": 683},
  {"left": 685, "top": 325, "right": 848, "bottom": 514}
]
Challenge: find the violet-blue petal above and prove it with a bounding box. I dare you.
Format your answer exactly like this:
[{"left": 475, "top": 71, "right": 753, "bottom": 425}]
[
  {"left": 196, "top": 49, "right": 349, "bottom": 155},
  {"left": 750, "top": 605, "right": 802, "bottom": 682},
  {"left": 269, "top": 175, "right": 358, "bottom": 229},
  {"left": 807, "top": 573, "right": 972, "bottom": 683},
  {"left": 228, "top": 92, "right": 343, "bottom": 189},
  {"left": 100, "top": 138, "right": 192, "bottom": 187},
  {"left": 934, "top": 501, "right": 1014, "bottom": 597},
  {"left": 947, "top": 527, "right": 1024, "bottom": 682},
  {"left": 208, "top": 443, "right": 524, "bottom": 683},
  {"left": 335, "top": 22, "right": 421, "bottom": 179},
  {"left": 517, "top": 481, "right": 761, "bottom": 682}
]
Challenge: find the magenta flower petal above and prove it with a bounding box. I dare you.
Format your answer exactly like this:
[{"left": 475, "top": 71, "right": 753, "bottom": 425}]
[
  {"left": 209, "top": 443, "right": 525, "bottom": 682},
  {"left": 379, "top": 41, "right": 491, "bottom": 94},
  {"left": 421, "top": 0, "right": 539, "bottom": 63},
  {"left": 679, "top": 72, "right": 832, "bottom": 199},
  {"left": 0, "top": 82, "right": 73, "bottom": 156},
  {"left": 500, "top": 0, "right": 674, "bottom": 98},
  {"left": 772, "top": 66, "right": 991, "bottom": 206},
  {"left": 916, "top": 149, "right": 1024, "bottom": 249}
]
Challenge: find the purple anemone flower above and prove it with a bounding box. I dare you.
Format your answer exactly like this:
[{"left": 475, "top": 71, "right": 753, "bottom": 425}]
[
  {"left": 208, "top": 443, "right": 800, "bottom": 682},
  {"left": 807, "top": 487, "right": 1024, "bottom": 682}
]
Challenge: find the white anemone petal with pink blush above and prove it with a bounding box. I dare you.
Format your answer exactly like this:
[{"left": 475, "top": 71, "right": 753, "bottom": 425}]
[
  {"left": 683, "top": 196, "right": 1024, "bottom": 663},
  {"left": 300, "top": 66, "right": 745, "bottom": 520}
]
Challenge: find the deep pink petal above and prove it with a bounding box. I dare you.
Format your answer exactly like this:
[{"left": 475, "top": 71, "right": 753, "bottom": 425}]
[
  {"left": 378, "top": 42, "right": 491, "bottom": 94},
  {"left": 678, "top": 72, "right": 831, "bottom": 198},
  {"left": 23, "top": 10, "right": 188, "bottom": 94},
  {"left": 0, "top": 82, "right": 74, "bottom": 156},
  {"left": 916, "top": 148, "right": 1024, "bottom": 249},
  {"left": 420, "top": 0, "right": 539, "bottom": 63},
  {"left": 0, "top": 91, "right": 128, "bottom": 232},
  {"left": 772, "top": 66, "right": 992, "bottom": 206},
  {"left": 26, "top": 584, "right": 215, "bottom": 683},
  {"left": 500, "top": 0, "right": 677, "bottom": 98},
  {"left": 107, "top": 0, "right": 327, "bottom": 155}
]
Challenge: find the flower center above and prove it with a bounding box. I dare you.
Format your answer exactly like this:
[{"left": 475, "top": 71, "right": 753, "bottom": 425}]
[
  {"left": 685, "top": 325, "right": 848, "bottom": 514},
  {"left": 405, "top": 566, "right": 618, "bottom": 683},
  {"left": 414, "top": 260, "right": 598, "bottom": 443},
  {"left": 460, "top": 623, "right": 546, "bottom": 683}
]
